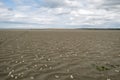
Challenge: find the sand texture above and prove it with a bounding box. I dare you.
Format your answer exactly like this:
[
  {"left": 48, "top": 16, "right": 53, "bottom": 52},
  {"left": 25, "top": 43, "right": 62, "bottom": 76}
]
[{"left": 0, "top": 30, "right": 120, "bottom": 80}]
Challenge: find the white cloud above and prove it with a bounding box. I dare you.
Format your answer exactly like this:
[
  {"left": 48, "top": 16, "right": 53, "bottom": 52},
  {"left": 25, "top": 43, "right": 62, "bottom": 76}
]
[{"left": 0, "top": 0, "right": 120, "bottom": 28}]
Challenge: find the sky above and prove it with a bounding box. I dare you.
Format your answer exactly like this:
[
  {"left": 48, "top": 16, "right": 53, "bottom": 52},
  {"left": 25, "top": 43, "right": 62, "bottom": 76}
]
[{"left": 0, "top": 0, "right": 120, "bottom": 29}]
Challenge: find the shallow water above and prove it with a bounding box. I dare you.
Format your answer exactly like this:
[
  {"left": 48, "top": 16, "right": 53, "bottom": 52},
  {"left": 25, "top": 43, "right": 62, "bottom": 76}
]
[{"left": 0, "top": 30, "right": 120, "bottom": 80}]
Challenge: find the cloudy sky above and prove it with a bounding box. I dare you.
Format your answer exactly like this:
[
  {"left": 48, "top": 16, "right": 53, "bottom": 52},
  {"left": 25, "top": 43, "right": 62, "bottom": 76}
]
[{"left": 0, "top": 0, "right": 120, "bottom": 29}]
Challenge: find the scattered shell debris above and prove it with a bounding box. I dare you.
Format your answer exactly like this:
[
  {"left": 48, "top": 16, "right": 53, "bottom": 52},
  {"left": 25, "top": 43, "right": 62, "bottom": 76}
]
[
  {"left": 10, "top": 74, "right": 14, "bottom": 78},
  {"left": 55, "top": 75, "right": 59, "bottom": 78},
  {"left": 70, "top": 75, "right": 74, "bottom": 79},
  {"left": 107, "top": 78, "right": 111, "bottom": 80},
  {"left": 30, "top": 76, "right": 34, "bottom": 79},
  {"left": 115, "top": 70, "right": 119, "bottom": 73}
]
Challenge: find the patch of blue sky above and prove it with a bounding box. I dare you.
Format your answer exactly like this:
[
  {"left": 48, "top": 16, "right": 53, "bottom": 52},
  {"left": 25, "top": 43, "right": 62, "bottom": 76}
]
[{"left": 2, "top": 0, "right": 16, "bottom": 9}]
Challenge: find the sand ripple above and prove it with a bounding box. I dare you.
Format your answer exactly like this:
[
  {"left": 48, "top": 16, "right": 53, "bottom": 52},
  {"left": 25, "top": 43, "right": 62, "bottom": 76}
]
[{"left": 0, "top": 30, "right": 120, "bottom": 80}]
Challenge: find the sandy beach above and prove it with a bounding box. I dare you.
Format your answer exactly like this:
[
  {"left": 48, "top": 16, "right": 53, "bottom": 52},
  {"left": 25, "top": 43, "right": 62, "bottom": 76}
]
[{"left": 0, "top": 29, "right": 120, "bottom": 80}]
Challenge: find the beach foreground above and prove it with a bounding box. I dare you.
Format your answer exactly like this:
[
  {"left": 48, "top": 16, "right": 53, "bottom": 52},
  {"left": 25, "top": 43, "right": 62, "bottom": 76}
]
[{"left": 0, "top": 30, "right": 120, "bottom": 80}]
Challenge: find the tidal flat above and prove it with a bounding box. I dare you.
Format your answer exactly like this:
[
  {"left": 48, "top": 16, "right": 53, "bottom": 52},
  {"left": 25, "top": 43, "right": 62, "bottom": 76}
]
[{"left": 0, "top": 29, "right": 120, "bottom": 80}]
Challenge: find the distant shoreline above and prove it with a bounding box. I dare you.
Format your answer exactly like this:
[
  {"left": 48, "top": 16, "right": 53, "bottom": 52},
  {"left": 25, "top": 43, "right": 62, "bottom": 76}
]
[{"left": 0, "top": 28, "right": 120, "bottom": 30}]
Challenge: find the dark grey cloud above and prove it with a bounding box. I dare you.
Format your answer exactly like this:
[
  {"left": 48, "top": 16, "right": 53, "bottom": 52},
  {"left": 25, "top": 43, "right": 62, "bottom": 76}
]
[
  {"left": 104, "top": 0, "right": 120, "bottom": 5},
  {"left": 101, "top": 0, "right": 120, "bottom": 11},
  {"left": 42, "top": 0, "right": 83, "bottom": 8},
  {"left": 44, "top": 0, "right": 66, "bottom": 8}
]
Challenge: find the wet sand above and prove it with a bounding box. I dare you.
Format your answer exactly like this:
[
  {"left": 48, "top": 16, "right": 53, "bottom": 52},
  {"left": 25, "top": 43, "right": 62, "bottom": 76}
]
[{"left": 0, "top": 29, "right": 120, "bottom": 80}]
